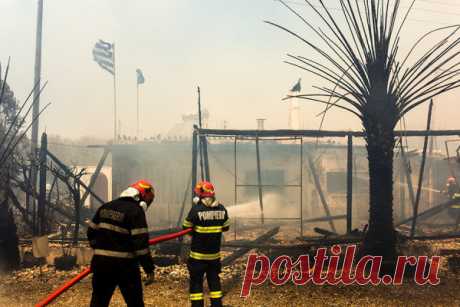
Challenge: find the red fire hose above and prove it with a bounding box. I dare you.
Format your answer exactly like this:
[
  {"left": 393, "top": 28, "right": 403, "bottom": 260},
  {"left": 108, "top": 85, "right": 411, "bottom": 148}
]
[{"left": 35, "top": 228, "right": 192, "bottom": 307}]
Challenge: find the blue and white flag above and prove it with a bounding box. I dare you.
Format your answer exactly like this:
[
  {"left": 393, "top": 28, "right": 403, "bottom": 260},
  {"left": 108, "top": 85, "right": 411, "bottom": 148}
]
[
  {"left": 93, "top": 39, "right": 114, "bottom": 75},
  {"left": 136, "top": 69, "right": 145, "bottom": 85}
]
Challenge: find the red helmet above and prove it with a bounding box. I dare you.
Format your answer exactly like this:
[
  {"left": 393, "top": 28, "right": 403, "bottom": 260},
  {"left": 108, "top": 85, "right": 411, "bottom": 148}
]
[
  {"left": 130, "top": 180, "right": 155, "bottom": 205},
  {"left": 194, "top": 181, "right": 215, "bottom": 198}
]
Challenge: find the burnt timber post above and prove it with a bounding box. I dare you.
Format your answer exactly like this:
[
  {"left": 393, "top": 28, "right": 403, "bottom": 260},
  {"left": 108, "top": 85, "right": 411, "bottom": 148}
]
[
  {"left": 37, "top": 132, "right": 47, "bottom": 235},
  {"left": 73, "top": 181, "right": 81, "bottom": 245},
  {"left": 346, "top": 134, "right": 353, "bottom": 233}
]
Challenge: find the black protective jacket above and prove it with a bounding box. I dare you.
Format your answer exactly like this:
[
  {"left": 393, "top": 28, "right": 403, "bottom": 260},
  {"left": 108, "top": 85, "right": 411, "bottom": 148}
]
[
  {"left": 182, "top": 200, "right": 230, "bottom": 260},
  {"left": 87, "top": 197, "right": 154, "bottom": 274}
]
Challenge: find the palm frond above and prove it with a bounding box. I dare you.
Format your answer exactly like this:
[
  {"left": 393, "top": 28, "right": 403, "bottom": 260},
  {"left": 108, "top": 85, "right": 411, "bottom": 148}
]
[{"left": 269, "top": 0, "right": 460, "bottom": 126}]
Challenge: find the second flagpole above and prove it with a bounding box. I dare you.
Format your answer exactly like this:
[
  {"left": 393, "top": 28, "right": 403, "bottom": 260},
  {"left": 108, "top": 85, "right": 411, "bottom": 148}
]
[{"left": 112, "top": 42, "right": 118, "bottom": 143}]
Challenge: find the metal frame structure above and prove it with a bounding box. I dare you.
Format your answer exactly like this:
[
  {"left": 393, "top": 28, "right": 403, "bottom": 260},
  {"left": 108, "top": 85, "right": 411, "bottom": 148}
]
[
  {"left": 186, "top": 126, "right": 460, "bottom": 236},
  {"left": 11, "top": 133, "right": 111, "bottom": 239}
]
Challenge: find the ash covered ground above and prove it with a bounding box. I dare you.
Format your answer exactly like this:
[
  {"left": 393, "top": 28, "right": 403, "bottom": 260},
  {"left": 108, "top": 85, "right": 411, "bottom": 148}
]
[{"left": 1, "top": 239, "right": 460, "bottom": 307}]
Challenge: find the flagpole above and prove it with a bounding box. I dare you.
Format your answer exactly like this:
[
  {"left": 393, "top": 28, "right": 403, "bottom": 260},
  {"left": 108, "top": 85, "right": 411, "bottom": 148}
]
[
  {"left": 112, "top": 43, "right": 117, "bottom": 143},
  {"left": 136, "top": 82, "right": 139, "bottom": 139}
]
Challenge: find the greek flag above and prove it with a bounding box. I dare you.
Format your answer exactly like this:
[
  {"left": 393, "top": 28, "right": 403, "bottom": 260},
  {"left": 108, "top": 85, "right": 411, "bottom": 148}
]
[
  {"left": 136, "top": 69, "right": 145, "bottom": 85},
  {"left": 93, "top": 40, "right": 114, "bottom": 75}
]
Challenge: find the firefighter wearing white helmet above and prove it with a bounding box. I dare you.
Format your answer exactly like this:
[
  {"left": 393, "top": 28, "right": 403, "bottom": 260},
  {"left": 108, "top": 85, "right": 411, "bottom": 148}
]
[{"left": 87, "top": 180, "right": 155, "bottom": 307}]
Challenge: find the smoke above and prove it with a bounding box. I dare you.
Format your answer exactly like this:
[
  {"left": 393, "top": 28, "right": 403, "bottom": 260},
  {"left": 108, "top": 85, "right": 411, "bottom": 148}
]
[{"left": 227, "top": 193, "right": 298, "bottom": 219}]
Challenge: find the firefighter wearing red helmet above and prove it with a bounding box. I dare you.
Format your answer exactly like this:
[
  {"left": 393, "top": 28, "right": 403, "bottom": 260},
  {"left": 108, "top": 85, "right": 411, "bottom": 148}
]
[
  {"left": 183, "top": 181, "right": 230, "bottom": 307},
  {"left": 87, "top": 180, "right": 155, "bottom": 307},
  {"left": 445, "top": 176, "right": 460, "bottom": 199}
]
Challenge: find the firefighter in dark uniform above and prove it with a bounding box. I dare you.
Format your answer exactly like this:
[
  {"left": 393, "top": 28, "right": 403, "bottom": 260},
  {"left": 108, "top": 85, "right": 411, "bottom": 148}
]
[
  {"left": 183, "top": 181, "right": 230, "bottom": 307},
  {"left": 87, "top": 180, "right": 156, "bottom": 307}
]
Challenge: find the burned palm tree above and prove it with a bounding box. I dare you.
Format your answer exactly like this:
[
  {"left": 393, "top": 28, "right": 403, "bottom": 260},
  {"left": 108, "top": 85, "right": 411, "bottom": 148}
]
[{"left": 267, "top": 0, "right": 460, "bottom": 264}]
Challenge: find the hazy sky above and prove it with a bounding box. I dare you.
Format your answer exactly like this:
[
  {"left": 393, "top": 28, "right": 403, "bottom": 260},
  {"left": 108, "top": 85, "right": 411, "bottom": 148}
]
[{"left": 1, "top": 0, "right": 460, "bottom": 140}]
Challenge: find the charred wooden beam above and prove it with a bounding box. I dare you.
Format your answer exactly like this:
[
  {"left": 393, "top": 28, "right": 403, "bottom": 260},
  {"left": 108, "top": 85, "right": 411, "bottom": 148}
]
[
  {"left": 411, "top": 101, "right": 434, "bottom": 238},
  {"left": 221, "top": 226, "right": 279, "bottom": 266},
  {"left": 314, "top": 227, "right": 338, "bottom": 237},
  {"left": 306, "top": 152, "right": 336, "bottom": 233},
  {"left": 395, "top": 199, "right": 459, "bottom": 227}
]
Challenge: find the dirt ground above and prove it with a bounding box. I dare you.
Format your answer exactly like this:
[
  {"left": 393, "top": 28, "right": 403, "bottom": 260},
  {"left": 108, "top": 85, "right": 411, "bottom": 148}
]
[
  {"left": 1, "top": 263, "right": 460, "bottom": 306},
  {"left": 1, "top": 239, "right": 460, "bottom": 307}
]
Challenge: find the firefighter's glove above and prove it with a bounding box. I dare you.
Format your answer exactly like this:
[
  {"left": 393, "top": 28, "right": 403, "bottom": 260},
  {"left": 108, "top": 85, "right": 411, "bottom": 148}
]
[{"left": 144, "top": 272, "right": 155, "bottom": 286}]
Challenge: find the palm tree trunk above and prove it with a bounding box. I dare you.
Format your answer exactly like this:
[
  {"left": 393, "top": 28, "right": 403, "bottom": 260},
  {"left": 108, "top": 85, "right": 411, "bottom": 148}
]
[{"left": 361, "top": 118, "right": 397, "bottom": 272}]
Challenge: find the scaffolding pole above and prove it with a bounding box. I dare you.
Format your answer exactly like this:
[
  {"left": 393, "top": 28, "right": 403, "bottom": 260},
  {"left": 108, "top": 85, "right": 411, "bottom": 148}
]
[{"left": 255, "top": 136, "right": 264, "bottom": 225}]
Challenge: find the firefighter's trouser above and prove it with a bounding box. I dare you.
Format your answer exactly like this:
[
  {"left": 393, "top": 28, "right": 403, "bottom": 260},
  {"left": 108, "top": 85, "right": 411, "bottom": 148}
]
[
  {"left": 90, "top": 256, "right": 144, "bottom": 307},
  {"left": 187, "top": 257, "right": 223, "bottom": 307}
]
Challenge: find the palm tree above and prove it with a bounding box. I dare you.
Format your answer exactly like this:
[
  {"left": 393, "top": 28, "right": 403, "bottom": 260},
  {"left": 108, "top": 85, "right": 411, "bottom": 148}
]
[{"left": 267, "top": 0, "right": 460, "bottom": 267}]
